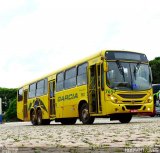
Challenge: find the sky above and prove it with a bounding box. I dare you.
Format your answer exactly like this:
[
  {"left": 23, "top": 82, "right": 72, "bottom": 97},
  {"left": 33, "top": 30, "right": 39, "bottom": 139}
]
[{"left": 0, "top": 0, "right": 160, "bottom": 88}]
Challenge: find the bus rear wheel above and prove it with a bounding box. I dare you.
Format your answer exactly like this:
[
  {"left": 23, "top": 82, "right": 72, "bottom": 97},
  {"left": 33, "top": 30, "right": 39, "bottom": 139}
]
[
  {"left": 37, "top": 109, "right": 43, "bottom": 125},
  {"left": 80, "top": 103, "right": 95, "bottom": 124},
  {"left": 31, "top": 110, "right": 37, "bottom": 125},
  {"left": 119, "top": 114, "right": 132, "bottom": 123}
]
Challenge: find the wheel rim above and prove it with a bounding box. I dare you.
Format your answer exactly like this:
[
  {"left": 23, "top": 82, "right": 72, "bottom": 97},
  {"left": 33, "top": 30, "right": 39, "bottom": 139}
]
[
  {"left": 37, "top": 110, "right": 42, "bottom": 125},
  {"left": 31, "top": 111, "right": 36, "bottom": 124},
  {"left": 37, "top": 116, "right": 41, "bottom": 124},
  {"left": 82, "top": 108, "right": 89, "bottom": 120},
  {"left": 31, "top": 112, "right": 36, "bottom": 123}
]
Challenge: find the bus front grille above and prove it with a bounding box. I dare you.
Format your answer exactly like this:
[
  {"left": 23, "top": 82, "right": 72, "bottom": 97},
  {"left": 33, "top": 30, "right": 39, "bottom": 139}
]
[
  {"left": 122, "top": 101, "right": 143, "bottom": 103},
  {"left": 118, "top": 94, "right": 146, "bottom": 99},
  {"left": 125, "top": 105, "right": 142, "bottom": 110}
]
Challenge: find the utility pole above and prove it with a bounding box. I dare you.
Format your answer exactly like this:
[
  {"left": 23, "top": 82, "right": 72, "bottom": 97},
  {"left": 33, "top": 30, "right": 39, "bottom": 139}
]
[{"left": 0, "top": 98, "right": 2, "bottom": 123}]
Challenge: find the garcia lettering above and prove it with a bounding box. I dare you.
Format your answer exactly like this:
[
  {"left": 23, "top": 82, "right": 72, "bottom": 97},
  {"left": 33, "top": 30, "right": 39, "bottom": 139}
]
[{"left": 58, "top": 93, "right": 78, "bottom": 102}]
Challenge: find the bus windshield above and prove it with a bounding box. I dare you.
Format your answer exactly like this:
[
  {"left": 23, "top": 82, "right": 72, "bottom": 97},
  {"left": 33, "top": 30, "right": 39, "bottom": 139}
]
[{"left": 107, "top": 62, "right": 152, "bottom": 91}]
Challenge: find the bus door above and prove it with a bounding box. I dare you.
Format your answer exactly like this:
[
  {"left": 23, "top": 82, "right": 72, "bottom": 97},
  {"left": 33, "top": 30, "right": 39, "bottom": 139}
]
[
  {"left": 49, "top": 80, "right": 56, "bottom": 117},
  {"left": 88, "top": 63, "right": 102, "bottom": 114},
  {"left": 23, "top": 90, "right": 28, "bottom": 121}
]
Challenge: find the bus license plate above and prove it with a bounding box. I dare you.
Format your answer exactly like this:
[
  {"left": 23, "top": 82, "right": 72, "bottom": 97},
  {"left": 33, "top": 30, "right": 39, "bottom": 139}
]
[{"left": 130, "top": 109, "right": 138, "bottom": 113}]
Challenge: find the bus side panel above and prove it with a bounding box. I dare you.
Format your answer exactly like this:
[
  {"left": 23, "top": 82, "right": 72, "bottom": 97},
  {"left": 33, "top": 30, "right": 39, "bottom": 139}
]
[
  {"left": 55, "top": 91, "right": 63, "bottom": 118},
  {"left": 62, "top": 87, "right": 78, "bottom": 118},
  {"left": 62, "top": 85, "right": 88, "bottom": 118},
  {"left": 17, "top": 100, "right": 24, "bottom": 120},
  {"left": 27, "top": 95, "right": 49, "bottom": 120},
  {"left": 27, "top": 98, "right": 35, "bottom": 120},
  {"left": 41, "top": 95, "right": 49, "bottom": 119}
]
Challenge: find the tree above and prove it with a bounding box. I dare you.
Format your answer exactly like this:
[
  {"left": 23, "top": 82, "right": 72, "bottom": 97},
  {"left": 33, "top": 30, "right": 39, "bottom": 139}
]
[
  {"left": 149, "top": 57, "right": 160, "bottom": 84},
  {"left": 0, "top": 88, "right": 17, "bottom": 121},
  {"left": 0, "top": 88, "right": 17, "bottom": 113},
  {"left": 4, "top": 98, "right": 17, "bottom": 121}
]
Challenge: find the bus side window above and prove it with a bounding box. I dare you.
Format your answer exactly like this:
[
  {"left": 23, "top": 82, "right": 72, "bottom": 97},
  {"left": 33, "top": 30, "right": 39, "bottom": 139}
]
[
  {"left": 29, "top": 83, "right": 36, "bottom": 98},
  {"left": 44, "top": 78, "right": 48, "bottom": 94},
  {"left": 65, "top": 67, "right": 77, "bottom": 89},
  {"left": 77, "top": 63, "right": 88, "bottom": 86},
  {"left": 18, "top": 88, "right": 23, "bottom": 101},
  {"left": 56, "top": 72, "right": 64, "bottom": 91},
  {"left": 36, "top": 80, "right": 44, "bottom": 97}
]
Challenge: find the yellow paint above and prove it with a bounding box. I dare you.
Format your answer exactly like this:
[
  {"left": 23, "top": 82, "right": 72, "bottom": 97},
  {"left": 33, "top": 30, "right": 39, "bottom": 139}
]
[
  {"left": 17, "top": 49, "right": 153, "bottom": 122},
  {"left": 55, "top": 85, "right": 87, "bottom": 118},
  {"left": 17, "top": 100, "right": 23, "bottom": 120}
]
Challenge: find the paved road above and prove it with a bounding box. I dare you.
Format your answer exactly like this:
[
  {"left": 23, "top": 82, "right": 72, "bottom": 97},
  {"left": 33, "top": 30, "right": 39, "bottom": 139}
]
[
  {"left": 2, "top": 116, "right": 160, "bottom": 126},
  {"left": 0, "top": 117, "right": 160, "bottom": 153}
]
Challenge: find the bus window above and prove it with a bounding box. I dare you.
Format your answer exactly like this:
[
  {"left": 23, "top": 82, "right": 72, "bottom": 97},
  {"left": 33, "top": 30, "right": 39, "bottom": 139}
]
[
  {"left": 56, "top": 72, "right": 64, "bottom": 91},
  {"left": 18, "top": 88, "right": 23, "bottom": 101},
  {"left": 36, "top": 80, "right": 44, "bottom": 96},
  {"left": 44, "top": 78, "right": 48, "bottom": 94},
  {"left": 29, "top": 83, "right": 36, "bottom": 98},
  {"left": 65, "top": 67, "right": 77, "bottom": 89},
  {"left": 77, "top": 63, "right": 87, "bottom": 86}
]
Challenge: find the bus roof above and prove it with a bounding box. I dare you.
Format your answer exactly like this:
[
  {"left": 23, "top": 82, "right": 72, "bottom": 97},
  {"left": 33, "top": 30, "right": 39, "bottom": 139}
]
[
  {"left": 19, "top": 50, "right": 105, "bottom": 88},
  {"left": 19, "top": 49, "right": 147, "bottom": 88}
]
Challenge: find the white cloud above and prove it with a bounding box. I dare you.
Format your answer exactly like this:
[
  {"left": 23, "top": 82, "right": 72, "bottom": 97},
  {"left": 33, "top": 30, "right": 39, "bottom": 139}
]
[
  {"left": 0, "top": 0, "right": 25, "bottom": 12},
  {"left": 0, "top": 0, "right": 160, "bottom": 88}
]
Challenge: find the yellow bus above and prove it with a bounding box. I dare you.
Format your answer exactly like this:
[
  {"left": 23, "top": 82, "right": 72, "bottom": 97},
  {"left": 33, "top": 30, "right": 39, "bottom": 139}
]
[{"left": 17, "top": 50, "right": 153, "bottom": 125}]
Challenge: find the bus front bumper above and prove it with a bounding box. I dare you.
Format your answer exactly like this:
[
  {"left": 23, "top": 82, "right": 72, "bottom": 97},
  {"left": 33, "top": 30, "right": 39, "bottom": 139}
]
[{"left": 107, "top": 102, "right": 153, "bottom": 115}]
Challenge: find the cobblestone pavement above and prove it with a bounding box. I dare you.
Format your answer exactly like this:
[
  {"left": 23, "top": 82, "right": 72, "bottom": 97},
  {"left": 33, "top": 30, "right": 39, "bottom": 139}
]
[{"left": 0, "top": 117, "right": 160, "bottom": 152}]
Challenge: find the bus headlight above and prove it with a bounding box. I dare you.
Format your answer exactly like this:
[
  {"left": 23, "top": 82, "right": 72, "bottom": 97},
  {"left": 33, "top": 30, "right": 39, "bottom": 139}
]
[
  {"left": 110, "top": 95, "right": 118, "bottom": 103},
  {"left": 147, "top": 96, "right": 153, "bottom": 103},
  {"left": 147, "top": 108, "right": 151, "bottom": 111}
]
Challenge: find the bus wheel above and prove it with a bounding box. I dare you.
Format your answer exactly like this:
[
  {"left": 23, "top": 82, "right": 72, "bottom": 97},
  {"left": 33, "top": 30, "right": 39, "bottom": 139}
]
[
  {"left": 61, "top": 118, "right": 77, "bottom": 125},
  {"left": 119, "top": 114, "right": 132, "bottom": 123},
  {"left": 80, "top": 103, "right": 95, "bottom": 124},
  {"left": 37, "top": 109, "right": 43, "bottom": 125},
  {"left": 31, "top": 110, "right": 37, "bottom": 125}
]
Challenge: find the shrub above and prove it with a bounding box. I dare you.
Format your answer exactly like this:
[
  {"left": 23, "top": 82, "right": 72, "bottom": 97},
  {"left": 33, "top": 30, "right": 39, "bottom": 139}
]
[{"left": 4, "top": 98, "right": 17, "bottom": 121}]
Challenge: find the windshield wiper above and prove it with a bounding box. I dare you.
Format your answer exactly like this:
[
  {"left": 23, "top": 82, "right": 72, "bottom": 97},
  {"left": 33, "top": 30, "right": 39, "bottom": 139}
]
[
  {"left": 133, "top": 62, "right": 141, "bottom": 80},
  {"left": 116, "top": 60, "right": 125, "bottom": 82}
]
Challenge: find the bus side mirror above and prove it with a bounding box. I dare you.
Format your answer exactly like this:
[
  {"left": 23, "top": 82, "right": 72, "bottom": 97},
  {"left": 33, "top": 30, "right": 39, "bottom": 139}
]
[
  {"left": 156, "top": 92, "right": 160, "bottom": 107},
  {"left": 103, "top": 61, "right": 108, "bottom": 72},
  {"left": 156, "top": 100, "right": 159, "bottom": 107},
  {"left": 149, "top": 67, "right": 153, "bottom": 82},
  {"left": 158, "top": 91, "right": 160, "bottom": 100}
]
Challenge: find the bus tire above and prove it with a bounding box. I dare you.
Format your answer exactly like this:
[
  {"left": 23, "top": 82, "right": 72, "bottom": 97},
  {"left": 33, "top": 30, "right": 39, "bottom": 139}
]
[
  {"left": 60, "top": 118, "right": 77, "bottom": 125},
  {"left": 80, "top": 103, "right": 95, "bottom": 124},
  {"left": 37, "top": 109, "right": 43, "bottom": 125},
  {"left": 119, "top": 114, "right": 132, "bottom": 123},
  {"left": 30, "top": 110, "right": 37, "bottom": 125}
]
